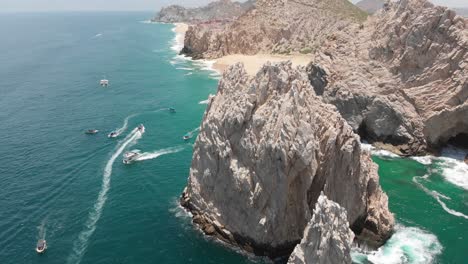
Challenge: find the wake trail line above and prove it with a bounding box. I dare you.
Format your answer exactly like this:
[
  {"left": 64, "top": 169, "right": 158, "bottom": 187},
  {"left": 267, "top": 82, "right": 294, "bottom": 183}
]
[
  {"left": 413, "top": 176, "right": 468, "bottom": 220},
  {"left": 135, "top": 145, "right": 185, "bottom": 161},
  {"left": 67, "top": 127, "right": 144, "bottom": 264}
]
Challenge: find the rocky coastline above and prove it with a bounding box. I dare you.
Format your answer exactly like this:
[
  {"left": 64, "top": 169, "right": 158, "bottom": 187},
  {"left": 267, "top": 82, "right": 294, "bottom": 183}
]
[
  {"left": 178, "top": 0, "right": 468, "bottom": 156},
  {"left": 152, "top": 0, "right": 468, "bottom": 262}
]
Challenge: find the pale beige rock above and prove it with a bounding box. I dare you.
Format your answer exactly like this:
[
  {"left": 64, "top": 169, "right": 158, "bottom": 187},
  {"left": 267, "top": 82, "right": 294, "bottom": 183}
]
[
  {"left": 181, "top": 62, "right": 393, "bottom": 258},
  {"left": 182, "top": 0, "right": 367, "bottom": 59},
  {"left": 307, "top": 0, "right": 468, "bottom": 155},
  {"left": 288, "top": 193, "right": 354, "bottom": 264}
]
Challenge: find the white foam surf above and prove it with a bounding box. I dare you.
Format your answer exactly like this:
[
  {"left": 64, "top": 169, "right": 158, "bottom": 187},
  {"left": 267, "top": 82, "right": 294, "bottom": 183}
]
[
  {"left": 176, "top": 67, "right": 193, "bottom": 71},
  {"left": 169, "top": 24, "right": 221, "bottom": 79},
  {"left": 360, "top": 143, "right": 400, "bottom": 158},
  {"left": 436, "top": 146, "right": 468, "bottom": 190},
  {"left": 67, "top": 127, "right": 143, "bottom": 264},
  {"left": 352, "top": 225, "right": 442, "bottom": 264},
  {"left": 413, "top": 175, "right": 468, "bottom": 219},
  {"left": 135, "top": 145, "right": 185, "bottom": 161},
  {"left": 170, "top": 24, "right": 185, "bottom": 52},
  {"left": 198, "top": 94, "right": 215, "bottom": 105},
  {"left": 411, "top": 155, "right": 433, "bottom": 165}
]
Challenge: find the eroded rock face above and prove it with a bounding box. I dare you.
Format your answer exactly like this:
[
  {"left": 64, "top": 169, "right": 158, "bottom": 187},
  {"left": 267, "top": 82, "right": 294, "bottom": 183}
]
[
  {"left": 307, "top": 0, "right": 468, "bottom": 155},
  {"left": 181, "top": 62, "right": 394, "bottom": 258},
  {"left": 152, "top": 0, "right": 255, "bottom": 24},
  {"left": 182, "top": 0, "right": 367, "bottom": 59},
  {"left": 287, "top": 193, "right": 354, "bottom": 264}
]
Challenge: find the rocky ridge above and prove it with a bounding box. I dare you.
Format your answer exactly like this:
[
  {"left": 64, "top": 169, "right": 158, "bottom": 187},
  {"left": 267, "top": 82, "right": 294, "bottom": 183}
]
[
  {"left": 307, "top": 0, "right": 467, "bottom": 155},
  {"left": 152, "top": 0, "right": 255, "bottom": 23},
  {"left": 181, "top": 61, "right": 394, "bottom": 259},
  {"left": 182, "top": 0, "right": 367, "bottom": 59},
  {"left": 178, "top": 0, "right": 468, "bottom": 155},
  {"left": 287, "top": 193, "right": 354, "bottom": 264}
]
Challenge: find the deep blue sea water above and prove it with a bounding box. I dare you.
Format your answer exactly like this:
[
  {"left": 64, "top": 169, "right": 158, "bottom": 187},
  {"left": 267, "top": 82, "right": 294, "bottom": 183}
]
[{"left": 0, "top": 12, "right": 466, "bottom": 264}]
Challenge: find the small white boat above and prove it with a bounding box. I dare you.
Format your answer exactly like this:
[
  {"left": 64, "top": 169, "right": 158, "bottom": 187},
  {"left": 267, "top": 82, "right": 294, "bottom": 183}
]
[
  {"left": 36, "top": 239, "right": 47, "bottom": 254},
  {"left": 100, "top": 79, "right": 109, "bottom": 86},
  {"left": 183, "top": 132, "right": 192, "bottom": 141},
  {"left": 123, "top": 150, "right": 141, "bottom": 164},
  {"left": 108, "top": 131, "right": 119, "bottom": 138},
  {"left": 137, "top": 124, "right": 145, "bottom": 133},
  {"left": 85, "top": 129, "right": 99, "bottom": 135}
]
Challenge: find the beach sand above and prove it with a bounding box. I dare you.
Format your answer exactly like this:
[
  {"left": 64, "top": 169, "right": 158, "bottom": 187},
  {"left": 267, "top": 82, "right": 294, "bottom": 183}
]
[{"left": 174, "top": 23, "right": 312, "bottom": 76}]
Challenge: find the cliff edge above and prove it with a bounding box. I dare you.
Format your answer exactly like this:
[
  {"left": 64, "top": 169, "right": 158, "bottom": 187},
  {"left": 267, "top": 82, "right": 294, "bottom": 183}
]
[{"left": 181, "top": 62, "right": 394, "bottom": 259}]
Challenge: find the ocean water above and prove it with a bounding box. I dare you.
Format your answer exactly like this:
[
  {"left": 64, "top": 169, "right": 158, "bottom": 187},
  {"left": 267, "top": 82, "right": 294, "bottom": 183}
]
[{"left": 0, "top": 12, "right": 466, "bottom": 264}]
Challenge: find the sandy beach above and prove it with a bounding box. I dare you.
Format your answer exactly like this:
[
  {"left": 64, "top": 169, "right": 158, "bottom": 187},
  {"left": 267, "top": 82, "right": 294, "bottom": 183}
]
[{"left": 174, "top": 23, "right": 311, "bottom": 76}]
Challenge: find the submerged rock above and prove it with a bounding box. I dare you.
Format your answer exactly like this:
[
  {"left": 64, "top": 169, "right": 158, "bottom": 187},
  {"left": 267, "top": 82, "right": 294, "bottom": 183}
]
[
  {"left": 181, "top": 62, "right": 393, "bottom": 259},
  {"left": 288, "top": 193, "right": 354, "bottom": 264}
]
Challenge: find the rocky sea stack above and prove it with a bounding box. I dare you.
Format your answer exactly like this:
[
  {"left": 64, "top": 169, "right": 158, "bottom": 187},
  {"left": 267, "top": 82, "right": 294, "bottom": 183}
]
[{"left": 180, "top": 62, "right": 394, "bottom": 260}]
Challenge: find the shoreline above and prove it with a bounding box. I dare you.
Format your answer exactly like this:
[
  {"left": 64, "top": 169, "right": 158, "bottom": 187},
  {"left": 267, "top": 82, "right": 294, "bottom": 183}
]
[{"left": 172, "top": 23, "right": 311, "bottom": 76}]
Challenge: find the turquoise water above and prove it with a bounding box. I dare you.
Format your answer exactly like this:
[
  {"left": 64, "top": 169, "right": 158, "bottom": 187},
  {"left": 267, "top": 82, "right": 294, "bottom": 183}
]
[
  {"left": 0, "top": 12, "right": 252, "bottom": 264},
  {"left": 0, "top": 12, "right": 466, "bottom": 264}
]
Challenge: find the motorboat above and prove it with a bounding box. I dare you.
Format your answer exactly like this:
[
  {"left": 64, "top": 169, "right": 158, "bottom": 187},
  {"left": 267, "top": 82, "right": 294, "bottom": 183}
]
[
  {"left": 85, "top": 129, "right": 99, "bottom": 135},
  {"left": 169, "top": 107, "right": 176, "bottom": 113},
  {"left": 100, "top": 79, "right": 109, "bottom": 86},
  {"left": 123, "top": 150, "right": 141, "bottom": 164},
  {"left": 138, "top": 124, "right": 145, "bottom": 133},
  {"left": 183, "top": 133, "right": 192, "bottom": 141},
  {"left": 108, "top": 131, "right": 120, "bottom": 138},
  {"left": 36, "top": 239, "right": 47, "bottom": 254}
]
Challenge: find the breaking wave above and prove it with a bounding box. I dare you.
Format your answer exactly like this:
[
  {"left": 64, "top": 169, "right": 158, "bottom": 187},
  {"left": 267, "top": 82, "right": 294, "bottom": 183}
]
[
  {"left": 67, "top": 127, "right": 144, "bottom": 264},
  {"left": 361, "top": 143, "right": 400, "bottom": 158},
  {"left": 352, "top": 225, "right": 442, "bottom": 264}
]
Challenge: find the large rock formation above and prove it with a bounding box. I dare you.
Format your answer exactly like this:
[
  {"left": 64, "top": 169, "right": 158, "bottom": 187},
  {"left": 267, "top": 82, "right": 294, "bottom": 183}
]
[
  {"left": 177, "top": 0, "right": 468, "bottom": 155},
  {"left": 152, "top": 0, "right": 255, "bottom": 23},
  {"left": 306, "top": 0, "right": 468, "bottom": 155},
  {"left": 181, "top": 0, "right": 367, "bottom": 59},
  {"left": 356, "top": 0, "right": 386, "bottom": 14},
  {"left": 180, "top": 62, "right": 394, "bottom": 259},
  {"left": 287, "top": 193, "right": 354, "bottom": 264}
]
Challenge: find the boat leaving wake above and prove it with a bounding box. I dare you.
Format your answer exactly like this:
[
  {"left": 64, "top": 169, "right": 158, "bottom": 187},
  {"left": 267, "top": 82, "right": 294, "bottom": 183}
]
[
  {"left": 135, "top": 145, "right": 185, "bottom": 161},
  {"left": 67, "top": 127, "right": 144, "bottom": 264},
  {"left": 352, "top": 225, "right": 442, "bottom": 264}
]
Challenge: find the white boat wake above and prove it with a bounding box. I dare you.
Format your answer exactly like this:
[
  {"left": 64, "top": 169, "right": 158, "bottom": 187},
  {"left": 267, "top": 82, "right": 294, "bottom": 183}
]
[
  {"left": 135, "top": 145, "right": 185, "bottom": 161},
  {"left": 413, "top": 175, "right": 468, "bottom": 220},
  {"left": 67, "top": 127, "right": 144, "bottom": 264},
  {"left": 37, "top": 217, "right": 47, "bottom": 240},
  {"left": 113, "top": 113, "right": 138, "bottom": 136}
]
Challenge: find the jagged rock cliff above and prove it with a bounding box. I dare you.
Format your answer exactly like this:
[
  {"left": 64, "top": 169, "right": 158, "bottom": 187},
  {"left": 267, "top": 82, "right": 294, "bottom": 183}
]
[
  {"left": 182, "top": 0, "right": 367, "bottom": 59},
  {"left": 287, "top": 193, "right": 354, "bottom": 264},
  {"left": 180, "top": 62, "right": 394, "bottom": 259},
  {"left": 307, "top": 0, "right": 468, "bottom": 155},
  {"left": 153, "top": 0, "right": 255, "bottom": 23}
]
